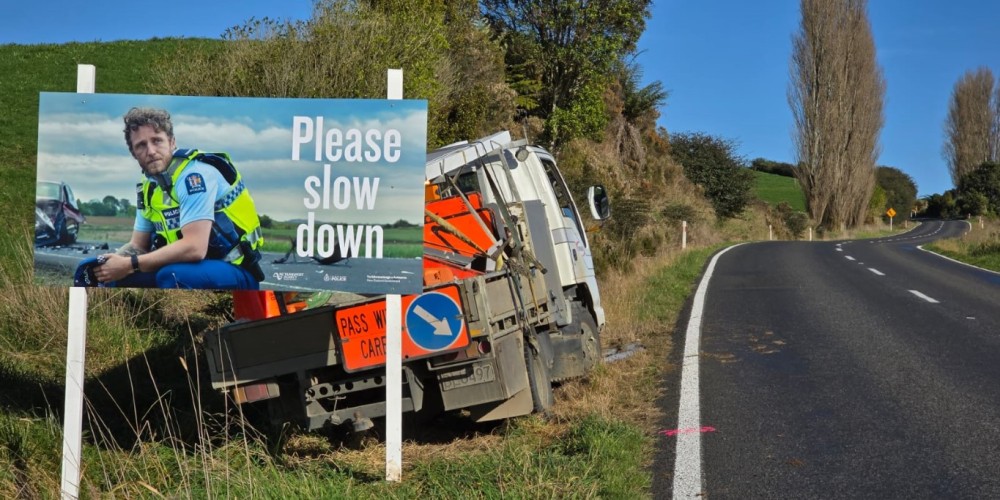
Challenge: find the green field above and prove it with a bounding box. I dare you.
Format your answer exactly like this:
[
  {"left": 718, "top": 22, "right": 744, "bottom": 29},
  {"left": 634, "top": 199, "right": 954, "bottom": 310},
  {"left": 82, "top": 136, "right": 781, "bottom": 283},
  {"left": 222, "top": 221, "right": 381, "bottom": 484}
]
[{"left": 752, "top": 170, "right": 806, "bottom": 212}]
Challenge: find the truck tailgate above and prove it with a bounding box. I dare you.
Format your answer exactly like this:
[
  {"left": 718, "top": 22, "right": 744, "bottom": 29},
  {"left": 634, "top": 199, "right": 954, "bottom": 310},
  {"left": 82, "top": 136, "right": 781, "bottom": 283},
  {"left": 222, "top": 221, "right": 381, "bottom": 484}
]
[{"left": 205, "top": 305, "right": 339, "bottom": 389}]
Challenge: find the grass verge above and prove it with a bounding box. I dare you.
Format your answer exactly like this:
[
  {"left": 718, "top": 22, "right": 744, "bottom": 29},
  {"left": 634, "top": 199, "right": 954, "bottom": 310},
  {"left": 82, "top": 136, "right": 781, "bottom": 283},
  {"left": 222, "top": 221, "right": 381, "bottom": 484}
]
[
  {"left": 1, "top": 236, "right": 723, "bottom": 497},
  {"left": 923, "top": 219, "right": 1000, "bottom": 272}
]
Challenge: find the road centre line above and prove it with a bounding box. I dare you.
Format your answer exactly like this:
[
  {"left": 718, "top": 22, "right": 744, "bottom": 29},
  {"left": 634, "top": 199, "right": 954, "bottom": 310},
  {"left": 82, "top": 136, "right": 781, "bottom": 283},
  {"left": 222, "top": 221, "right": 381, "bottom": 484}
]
[
  {"left": 845, "top": 256, "right": 856, "bottom": 261},
  {"left": 673, "top": 243, "right": 743, "bottom": 499},
  {"left": 909, "top": 290, "right": 940, "bottom": 304},
  {"left": 868, "top": 268, "right": 885, "bottom": 276}
]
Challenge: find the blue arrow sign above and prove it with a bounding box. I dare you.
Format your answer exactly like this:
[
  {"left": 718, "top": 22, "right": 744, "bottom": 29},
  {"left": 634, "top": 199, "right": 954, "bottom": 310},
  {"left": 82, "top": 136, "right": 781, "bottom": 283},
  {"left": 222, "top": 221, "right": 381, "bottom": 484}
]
[{"left": 405, "top": 291, "right": 464, "bottom": 351}]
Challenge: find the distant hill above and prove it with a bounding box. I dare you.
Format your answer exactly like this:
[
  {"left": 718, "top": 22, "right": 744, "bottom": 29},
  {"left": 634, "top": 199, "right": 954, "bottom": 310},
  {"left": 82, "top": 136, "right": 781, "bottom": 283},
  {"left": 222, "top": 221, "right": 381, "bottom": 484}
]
[{"left": 752, "top": 170, "right": 806, "bottom": 212}]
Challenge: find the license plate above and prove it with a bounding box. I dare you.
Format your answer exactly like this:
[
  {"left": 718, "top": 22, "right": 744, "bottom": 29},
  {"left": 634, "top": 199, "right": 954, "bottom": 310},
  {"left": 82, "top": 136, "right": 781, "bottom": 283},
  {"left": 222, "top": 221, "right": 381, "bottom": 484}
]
[{"left": 441, "top": 364, "right": 495, "bottom": 391}]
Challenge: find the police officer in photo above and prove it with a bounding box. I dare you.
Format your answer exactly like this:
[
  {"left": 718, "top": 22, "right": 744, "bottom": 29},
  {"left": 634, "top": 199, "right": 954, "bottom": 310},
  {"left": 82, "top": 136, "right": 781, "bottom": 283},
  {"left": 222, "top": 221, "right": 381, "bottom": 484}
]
[{"left": 74, "top": 107, "right": 265, "bottom": 289}]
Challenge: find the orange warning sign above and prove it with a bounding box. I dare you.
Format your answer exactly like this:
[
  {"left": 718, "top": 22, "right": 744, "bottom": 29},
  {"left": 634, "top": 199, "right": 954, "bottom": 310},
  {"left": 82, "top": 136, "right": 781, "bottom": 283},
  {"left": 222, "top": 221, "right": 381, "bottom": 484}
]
[{"left": 334, "top": 284, "right": 469, "bottom": 372}]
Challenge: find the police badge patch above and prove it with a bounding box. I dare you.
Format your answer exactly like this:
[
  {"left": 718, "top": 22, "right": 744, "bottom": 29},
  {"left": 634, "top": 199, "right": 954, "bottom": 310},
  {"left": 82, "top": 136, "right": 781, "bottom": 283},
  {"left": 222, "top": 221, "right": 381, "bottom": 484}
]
[{"left": 185, "top": 173, "right": 206, "bottom": 195}]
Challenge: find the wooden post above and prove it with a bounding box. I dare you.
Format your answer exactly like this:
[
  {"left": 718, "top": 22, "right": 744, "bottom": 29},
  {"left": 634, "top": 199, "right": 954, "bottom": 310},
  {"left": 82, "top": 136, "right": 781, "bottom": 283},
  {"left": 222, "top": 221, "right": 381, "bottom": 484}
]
[
  {"left": 385, "top": 68, "right": 404, "bottom": 483},
  {"left": 61, "top": 63, "right": 95, "bottom": 500}
]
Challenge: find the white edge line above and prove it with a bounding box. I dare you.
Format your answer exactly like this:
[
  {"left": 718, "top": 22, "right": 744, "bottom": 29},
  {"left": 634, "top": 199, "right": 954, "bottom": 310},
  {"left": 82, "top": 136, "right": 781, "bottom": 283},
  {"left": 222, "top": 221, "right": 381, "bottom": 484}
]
[
  {"left": 917, "top": 244, "right": 1000, "bottom": 277},
  {"left": 909, "top": 289, "right": 940, "bottom": 304},
  {"left": 673, "top": 243, "right": 744, "bottom": 499},
  {"left": 868, "top": 268, "right": 885, "bottom": 276}
]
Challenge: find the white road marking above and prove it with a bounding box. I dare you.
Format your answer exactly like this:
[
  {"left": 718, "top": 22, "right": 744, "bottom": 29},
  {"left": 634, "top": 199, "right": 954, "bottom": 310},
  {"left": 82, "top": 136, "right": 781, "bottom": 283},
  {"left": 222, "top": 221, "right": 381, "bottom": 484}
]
[
  {"left": 673, "top": 243, "right": 743, "bottom": 499},
  {"left": 836, "top": 248, "right": 843, "bottom": 252},
  {"left": 845, "top": 256, "right": 856, "bottom": 261},
  {"left": 917, "top": 245, "right": 1000, "bottom": 277},
  {"left": 909, "top": 290, "right": 940, "bottom": 304},
  {"left": 868, "top": 268, "right": 885, "bottom": 276}
]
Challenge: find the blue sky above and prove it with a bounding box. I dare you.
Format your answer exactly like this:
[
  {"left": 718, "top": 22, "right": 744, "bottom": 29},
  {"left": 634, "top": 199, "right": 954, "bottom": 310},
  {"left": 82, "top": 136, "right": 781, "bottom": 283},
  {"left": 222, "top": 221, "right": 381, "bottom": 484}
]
[
  {"left": 636, "top": 0, "right": 1000, "bottom": 198},
  {"left": 5, "top": 1, "right": 999, "bottom": 198}
]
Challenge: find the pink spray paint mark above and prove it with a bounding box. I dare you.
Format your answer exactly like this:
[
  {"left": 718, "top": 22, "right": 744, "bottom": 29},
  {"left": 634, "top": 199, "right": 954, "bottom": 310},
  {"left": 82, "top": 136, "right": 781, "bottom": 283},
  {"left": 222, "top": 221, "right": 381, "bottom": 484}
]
[{"left": 659, "top": 426, "right": 716, "bottom": 437}]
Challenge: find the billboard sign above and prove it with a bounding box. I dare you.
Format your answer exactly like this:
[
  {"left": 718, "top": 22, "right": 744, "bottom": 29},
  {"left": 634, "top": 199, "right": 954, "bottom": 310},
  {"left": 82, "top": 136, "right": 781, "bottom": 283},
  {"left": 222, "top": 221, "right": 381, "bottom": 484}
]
[{"left": 34, "top": 92, "right": 427, "bottom": 294}]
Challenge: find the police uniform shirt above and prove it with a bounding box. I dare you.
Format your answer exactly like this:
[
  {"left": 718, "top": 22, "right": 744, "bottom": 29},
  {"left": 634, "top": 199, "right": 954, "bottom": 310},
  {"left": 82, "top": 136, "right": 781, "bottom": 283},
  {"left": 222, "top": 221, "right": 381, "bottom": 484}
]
[{"left": 134, "top": 160, "right": 225, "bottom": 233}]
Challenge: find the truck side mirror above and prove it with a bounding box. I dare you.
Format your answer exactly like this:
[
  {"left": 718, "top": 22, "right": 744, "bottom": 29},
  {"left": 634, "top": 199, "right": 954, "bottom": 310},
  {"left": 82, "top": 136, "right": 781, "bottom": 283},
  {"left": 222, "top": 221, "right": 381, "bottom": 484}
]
[
  {"left": 515, "top": 147, "right": 530, "bottom": 162},
  {"left": 587, "top": 185, "right": 611, "bottom": 220}
]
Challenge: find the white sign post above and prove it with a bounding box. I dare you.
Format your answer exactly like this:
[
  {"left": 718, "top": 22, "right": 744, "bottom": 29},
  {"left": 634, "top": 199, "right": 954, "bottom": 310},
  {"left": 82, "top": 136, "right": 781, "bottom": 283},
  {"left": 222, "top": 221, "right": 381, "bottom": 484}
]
[
  {"left": 681, "top": 221, "right": 687, "bottom": 250},
  {"left": 60, "top": 63, "right": 94, "bottom": 500},
  {"left": 768, "top": 224, "right": 773, "bottom": 241},
  {"left": 385, "top": 68, "right": 404, "bottom": 483}
]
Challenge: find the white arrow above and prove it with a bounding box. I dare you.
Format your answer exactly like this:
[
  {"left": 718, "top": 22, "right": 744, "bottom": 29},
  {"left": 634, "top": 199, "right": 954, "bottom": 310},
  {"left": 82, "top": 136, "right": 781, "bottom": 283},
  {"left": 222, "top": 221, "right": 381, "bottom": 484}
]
[{"left": 413, "top": 305, "right": 453, "bottom": 336}]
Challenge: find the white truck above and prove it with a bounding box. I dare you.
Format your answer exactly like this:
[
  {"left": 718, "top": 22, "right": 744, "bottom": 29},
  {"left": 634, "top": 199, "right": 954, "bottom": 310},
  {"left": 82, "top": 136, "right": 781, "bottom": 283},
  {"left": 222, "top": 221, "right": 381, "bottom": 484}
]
[{"left": 204, "top": 131, "right": 610, "bottom": 431}]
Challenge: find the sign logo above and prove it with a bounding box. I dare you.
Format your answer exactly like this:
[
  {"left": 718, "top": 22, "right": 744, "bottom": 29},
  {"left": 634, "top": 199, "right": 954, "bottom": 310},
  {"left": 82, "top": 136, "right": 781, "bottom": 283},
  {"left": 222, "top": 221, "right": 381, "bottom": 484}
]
[{"left": 405, "top": 291, "right": 464, "bottom": 351}]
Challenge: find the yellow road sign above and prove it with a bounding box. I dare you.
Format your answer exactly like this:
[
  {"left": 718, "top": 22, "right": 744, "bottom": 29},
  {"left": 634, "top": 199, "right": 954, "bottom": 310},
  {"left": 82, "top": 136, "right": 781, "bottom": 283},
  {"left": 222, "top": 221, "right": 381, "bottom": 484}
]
[{"left": 886, "top": 208, "right": 896, "bottom": 218}]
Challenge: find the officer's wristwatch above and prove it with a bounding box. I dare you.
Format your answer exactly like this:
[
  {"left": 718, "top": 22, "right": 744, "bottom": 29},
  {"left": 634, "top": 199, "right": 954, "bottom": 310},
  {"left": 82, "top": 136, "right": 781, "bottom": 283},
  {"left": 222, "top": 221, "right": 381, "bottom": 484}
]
[{"left": 131, "top": 254, "right": 140, "bottom": 273}]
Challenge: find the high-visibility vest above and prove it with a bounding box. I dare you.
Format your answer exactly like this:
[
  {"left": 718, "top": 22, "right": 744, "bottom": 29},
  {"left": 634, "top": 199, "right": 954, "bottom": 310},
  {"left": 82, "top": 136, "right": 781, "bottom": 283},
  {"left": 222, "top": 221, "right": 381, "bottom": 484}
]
[{"left": 139, "top": 148, "right": 263, "bottom": 266}]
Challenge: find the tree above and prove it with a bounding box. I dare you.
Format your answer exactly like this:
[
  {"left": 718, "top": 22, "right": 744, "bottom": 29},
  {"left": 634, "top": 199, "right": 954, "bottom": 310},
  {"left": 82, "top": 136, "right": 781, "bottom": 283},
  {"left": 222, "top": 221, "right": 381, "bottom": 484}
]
[
  {"left": 943, "top": 67, "right": 998, "bottom": 185},
  {"left": 102, "top": 195, "right": 120, "bottom": 214},
  {"left": 958, "top": 161, "right": 1000, "bottom": 214},
  {"left": 924, "top": 191, "right": 959, "bottom": 219},
  {"left": 607, "top": 58, "right": 669, "bottom": 170},
  {"left": 669, "top": 132, "right": 754, "bottom": 218},
  {"left": 153, "top": 0, "right": 503, "bottom": 148},
  {"left": 751, "top": 158, "right": 796, "bottom": 177},
  {"left": 875, "top": 166, "right": 917, "bottom": 218},
  {"left": 482, "top": 0, "right": 653, "bottom": 146},
  {"left": 789, "top": 0, "right": 885, "bottom": 230}
]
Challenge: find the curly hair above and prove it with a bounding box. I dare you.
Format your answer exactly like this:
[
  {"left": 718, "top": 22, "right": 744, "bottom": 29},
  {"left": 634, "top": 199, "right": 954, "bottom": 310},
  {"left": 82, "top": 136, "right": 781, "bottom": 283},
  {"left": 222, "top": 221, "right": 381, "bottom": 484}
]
[{"left": 123, "top": 107, "right": 174, "bottom": 152}]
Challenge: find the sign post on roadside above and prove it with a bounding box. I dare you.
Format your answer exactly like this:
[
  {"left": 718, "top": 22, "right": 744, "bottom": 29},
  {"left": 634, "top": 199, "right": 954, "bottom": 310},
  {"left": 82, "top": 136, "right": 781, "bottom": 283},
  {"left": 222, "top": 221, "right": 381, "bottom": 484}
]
[
  {"left": 886, "top": 207, "right": 896, "bottom": 231},
  {"left": 60, "top": 63, "right": 95, "bottom": 500}
]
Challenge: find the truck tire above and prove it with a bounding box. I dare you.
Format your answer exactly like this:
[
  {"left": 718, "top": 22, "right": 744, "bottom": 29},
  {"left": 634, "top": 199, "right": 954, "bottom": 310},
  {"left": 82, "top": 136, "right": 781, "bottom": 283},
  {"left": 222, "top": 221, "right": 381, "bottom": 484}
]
[
  {"left": 525, "top": 340, "right": 554, "bottom": 413},
  {"left": 573, "top": 302, "right": 601, "bottom": 372}
]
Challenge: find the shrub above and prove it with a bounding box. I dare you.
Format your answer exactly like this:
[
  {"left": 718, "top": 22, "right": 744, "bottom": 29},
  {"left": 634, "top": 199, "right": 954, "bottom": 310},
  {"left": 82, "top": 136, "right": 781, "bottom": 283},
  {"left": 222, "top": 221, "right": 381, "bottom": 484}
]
[{"left": 669, "top": 132, "right": 754, "bottom": 218}]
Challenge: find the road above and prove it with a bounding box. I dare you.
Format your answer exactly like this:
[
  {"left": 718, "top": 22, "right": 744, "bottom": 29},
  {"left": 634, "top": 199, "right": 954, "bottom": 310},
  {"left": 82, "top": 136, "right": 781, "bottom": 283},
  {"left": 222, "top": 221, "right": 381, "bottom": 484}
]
[
  {"left": 34, "top": 241, "right": 422, "bottom": 294},
  {"left": 655, "top": 220, "right": 1000, "bottom": 499}
]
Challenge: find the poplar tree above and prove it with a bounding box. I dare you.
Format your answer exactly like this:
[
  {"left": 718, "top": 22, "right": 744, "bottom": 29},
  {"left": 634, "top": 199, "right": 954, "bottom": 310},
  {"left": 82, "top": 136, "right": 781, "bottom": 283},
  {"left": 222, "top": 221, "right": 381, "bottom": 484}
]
[
  {"left": 789, "top": 0, "right": 885, "bottom": 230},
  {"left": 943, "top": 67, "right": 998, "bottom": 185}
]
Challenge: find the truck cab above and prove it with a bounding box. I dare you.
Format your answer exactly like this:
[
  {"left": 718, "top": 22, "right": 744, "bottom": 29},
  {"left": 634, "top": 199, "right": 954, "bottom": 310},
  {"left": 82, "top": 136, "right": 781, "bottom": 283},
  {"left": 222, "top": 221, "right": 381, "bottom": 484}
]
[{"left": 426, "top": 131, "right": 608, "bottom": 380}]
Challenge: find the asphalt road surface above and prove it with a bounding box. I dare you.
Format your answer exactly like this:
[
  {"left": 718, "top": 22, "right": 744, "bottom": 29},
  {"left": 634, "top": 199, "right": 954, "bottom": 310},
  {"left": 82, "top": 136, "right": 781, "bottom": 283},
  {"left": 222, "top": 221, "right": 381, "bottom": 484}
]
[
  {"left": 34, "top": 241, "right": 422, "bottom": 294},
  {"left": 655, "top": 220, "right": 1000, "bottom": 499}
]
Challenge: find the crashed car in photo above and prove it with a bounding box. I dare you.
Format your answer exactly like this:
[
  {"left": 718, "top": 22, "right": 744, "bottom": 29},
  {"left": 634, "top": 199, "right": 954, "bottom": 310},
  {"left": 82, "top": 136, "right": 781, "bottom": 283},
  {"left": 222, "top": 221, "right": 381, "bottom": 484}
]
[{"left": 36, "top": 180, "right": 85, "bottom": 246}]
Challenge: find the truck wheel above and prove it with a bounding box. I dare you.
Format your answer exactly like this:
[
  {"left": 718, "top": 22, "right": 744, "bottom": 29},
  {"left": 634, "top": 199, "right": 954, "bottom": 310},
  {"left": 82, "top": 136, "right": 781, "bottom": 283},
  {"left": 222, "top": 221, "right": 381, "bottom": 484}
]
[
  {"left": 525, "top": 340, "right": 554, "bottom": 413},
  {"left": 573, "top": 303, "right": 601, "bottom": 372}
]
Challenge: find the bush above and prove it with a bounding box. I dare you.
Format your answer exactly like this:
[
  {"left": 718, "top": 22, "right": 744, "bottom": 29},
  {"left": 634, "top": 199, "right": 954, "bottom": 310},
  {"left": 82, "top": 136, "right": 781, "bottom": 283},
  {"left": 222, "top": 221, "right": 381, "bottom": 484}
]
[
  {"left": 958, "top": 162, "right": 1000, "bottom": 215},
  {"left": 669, "top": 132, "right": 754, "bottom": 218},
  {"left": 773, "top": 201, "right": 810, "bottom": 238}
]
